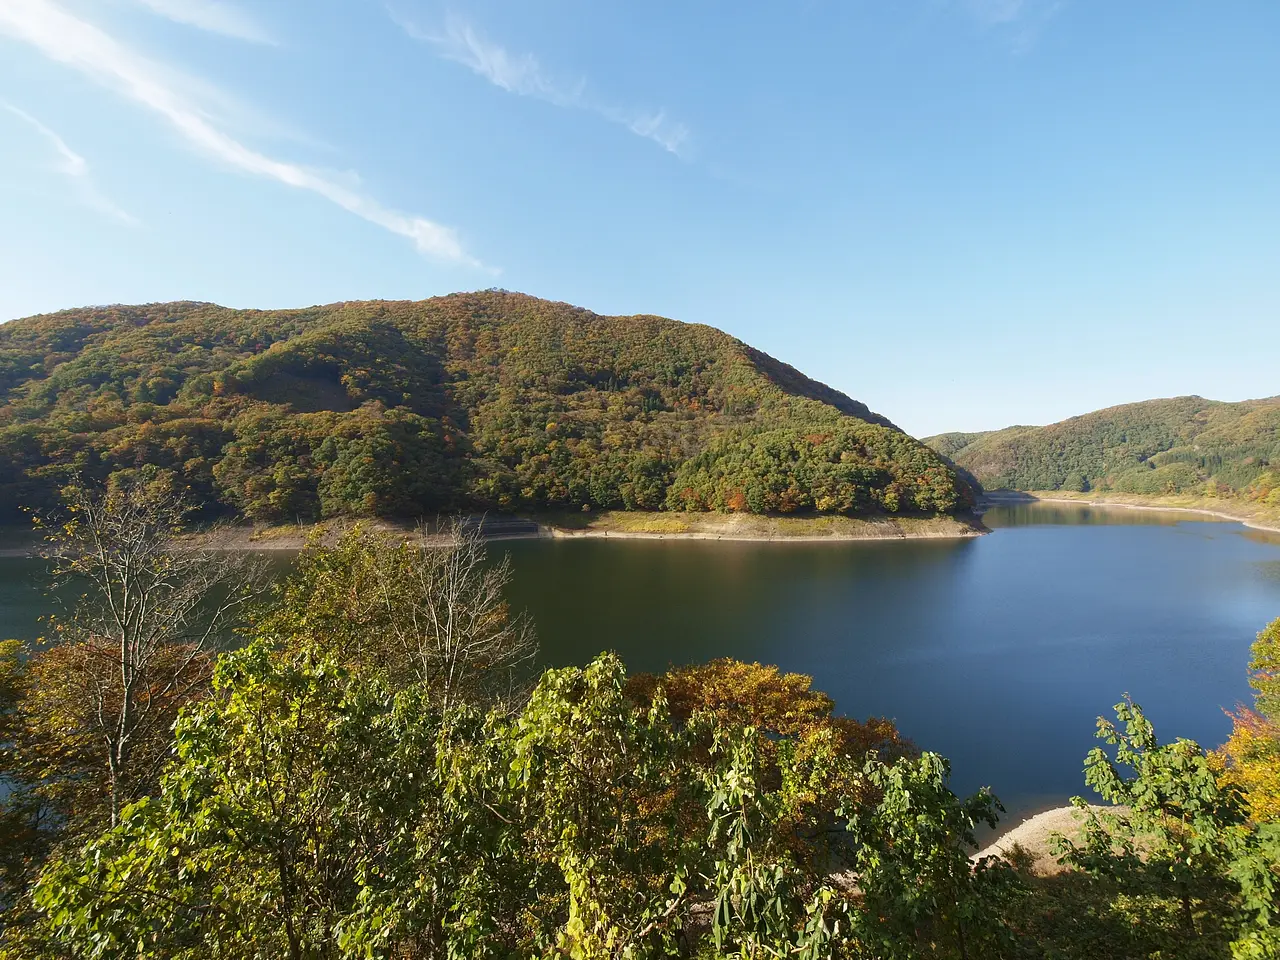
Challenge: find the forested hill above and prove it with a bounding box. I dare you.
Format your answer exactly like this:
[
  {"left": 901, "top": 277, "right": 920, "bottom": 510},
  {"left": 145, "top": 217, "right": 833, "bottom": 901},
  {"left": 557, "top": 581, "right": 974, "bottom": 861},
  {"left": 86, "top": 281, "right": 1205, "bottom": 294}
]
[
  {"left": 926, "top": 395, "right": 1280, "bottom": 507},
  {"left": 0, "top": 292, "right": 969, "bottom": 522}
]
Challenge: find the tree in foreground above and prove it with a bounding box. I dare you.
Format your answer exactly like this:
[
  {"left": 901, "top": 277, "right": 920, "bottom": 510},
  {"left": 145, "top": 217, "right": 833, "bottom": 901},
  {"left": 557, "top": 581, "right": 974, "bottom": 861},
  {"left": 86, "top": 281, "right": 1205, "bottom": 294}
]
[
  {"left": 626, "top": 656, "right": 918, "bottom": 762},
  {"left": 34, "top": 646, "right": 1012, "bottom": 959},
  {"left": 1051, "top": 696, "right": 1280, "bottom": 958},
  {"left": 1248, "top": 617, "right": 1280, "bottom": 722},
  {"left": 0, "top": 641, "right": 48, "bottom": 926},
  {"left": 1219, "top": 617, "right": 1280, "bottom": 824},
  {"left": 24, "top": 480, "right": 264, "bottom": 830},
  {"left": 257, "top": 520, "right": 536, "bottom": 709}
]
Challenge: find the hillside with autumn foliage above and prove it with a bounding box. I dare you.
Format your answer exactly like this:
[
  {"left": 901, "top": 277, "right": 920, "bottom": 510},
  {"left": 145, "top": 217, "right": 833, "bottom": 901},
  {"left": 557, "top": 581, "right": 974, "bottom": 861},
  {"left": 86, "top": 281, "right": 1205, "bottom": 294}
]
[
  {"left": 0, "top": 291, "right": 971, "bottom": 522},
  {"left": 926, "top": 395, "right": 1280, "bottom": 520}
]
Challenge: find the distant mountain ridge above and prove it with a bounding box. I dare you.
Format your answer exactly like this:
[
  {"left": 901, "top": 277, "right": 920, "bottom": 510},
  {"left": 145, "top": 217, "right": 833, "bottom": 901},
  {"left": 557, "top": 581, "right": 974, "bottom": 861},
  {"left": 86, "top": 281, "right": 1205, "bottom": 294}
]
[
  {"left": 0, "top": 291, "right": 968, "bottom": 521},
  {"left": 926, "top": 395, "right": 1280, "bottom": 509}
]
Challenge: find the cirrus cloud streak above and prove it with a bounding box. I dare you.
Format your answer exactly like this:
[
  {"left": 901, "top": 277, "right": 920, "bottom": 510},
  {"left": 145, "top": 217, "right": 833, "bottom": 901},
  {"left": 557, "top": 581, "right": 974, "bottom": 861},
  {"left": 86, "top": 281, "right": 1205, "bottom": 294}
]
[
  {"left": 398, "top": 14, "right": 690, "bottom": 158},
  {"left": 128, "top": 0, "right": 273, "bottom": 44},
  {"left": 2, "top": 100, "right": 137, "bottom": 223},
  {"left": 0, "top": 0, "right": 484, "bottom": 267}
]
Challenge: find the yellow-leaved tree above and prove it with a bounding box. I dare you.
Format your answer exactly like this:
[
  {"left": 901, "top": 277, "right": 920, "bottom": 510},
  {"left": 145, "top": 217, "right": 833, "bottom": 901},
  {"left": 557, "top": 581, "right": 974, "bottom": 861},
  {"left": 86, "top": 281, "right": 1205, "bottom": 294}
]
[{"left": 1217, "top": 617, "right": 1280, "bottom": 822}]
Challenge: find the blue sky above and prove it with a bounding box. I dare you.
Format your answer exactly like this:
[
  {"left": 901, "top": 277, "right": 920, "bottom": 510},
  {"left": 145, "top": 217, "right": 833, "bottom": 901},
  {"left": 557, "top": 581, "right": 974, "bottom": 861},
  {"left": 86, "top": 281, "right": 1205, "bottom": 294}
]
[{"left": 1, "top": 0, "right": 1278, "bottom": 437}]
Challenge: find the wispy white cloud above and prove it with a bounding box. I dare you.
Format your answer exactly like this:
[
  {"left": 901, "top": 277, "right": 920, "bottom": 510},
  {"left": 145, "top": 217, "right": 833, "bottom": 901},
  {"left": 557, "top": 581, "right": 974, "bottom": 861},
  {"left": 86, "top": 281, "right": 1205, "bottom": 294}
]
[
  {"left": 0, "top": 0, "right": 485, "bottom": 268},
  {"left": 965, "top": 0, "right": 1027, "bottom": 24},
  {"left": 128, "top": 0, "right": 273, "bottom": 44},
  {"left": 2, "top": 101, "right": 137, "bottom": 223},
  {"left": 398, "top": 14, "right": 690, "bottom": 157},
  {"left": 961, "top": 0, "right": 1064, "bottom": 51}
]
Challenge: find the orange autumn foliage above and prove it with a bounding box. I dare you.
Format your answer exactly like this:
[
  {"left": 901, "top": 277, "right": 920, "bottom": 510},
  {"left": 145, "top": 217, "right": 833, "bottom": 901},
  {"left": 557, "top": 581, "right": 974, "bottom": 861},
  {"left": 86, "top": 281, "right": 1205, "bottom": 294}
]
[
  {"left": 17, "top": 639, "right": 212, "bottom": 835},
  {"left": 625, "top": 659, "right": 919, "bottom": 867},
  {"left": 625, "top": 657, "right": 917, "bottom": 763}
]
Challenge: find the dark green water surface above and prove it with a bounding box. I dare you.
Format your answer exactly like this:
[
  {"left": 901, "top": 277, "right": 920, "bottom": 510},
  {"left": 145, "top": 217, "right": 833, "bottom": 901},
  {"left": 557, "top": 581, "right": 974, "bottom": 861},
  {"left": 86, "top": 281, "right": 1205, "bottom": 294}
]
[{"left": 3, "top": 502, "right": 1279, "bottom": 820}]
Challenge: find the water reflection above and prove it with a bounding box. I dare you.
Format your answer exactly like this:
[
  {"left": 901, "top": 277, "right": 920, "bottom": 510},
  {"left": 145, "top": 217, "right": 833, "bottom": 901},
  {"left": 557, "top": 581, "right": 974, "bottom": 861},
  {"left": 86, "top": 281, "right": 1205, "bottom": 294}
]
[
  {"left": 0, "top": 556, "right": 53, "bottom": 645},
  {"left": 500, "top": 537, "right": 977, "bottom": 674},
  {"left": 984, "top": 501, "right": 1220, "bottom": 528}
]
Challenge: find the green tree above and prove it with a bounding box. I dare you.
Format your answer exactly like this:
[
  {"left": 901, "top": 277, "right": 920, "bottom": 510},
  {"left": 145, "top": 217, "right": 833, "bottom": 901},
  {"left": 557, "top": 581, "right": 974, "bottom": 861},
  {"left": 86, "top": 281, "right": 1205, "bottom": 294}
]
[
  {"left": 257, "top": 520, "right": 537, "bottom": 709},
  {"left": 35, "top": 480, "right": 263, "bottom": 827},
  {"left": 1057, "top": 698, "right": 1245, "bottom": 933},
  {"left": 1250, "top": 617, "right": 1280, "bottom": 723},
  {"left": 839, "top": 754, "right": 1012, "bottom": 960},
  {"left": 1055, "top": 698, "right": 1280, "bottom": 956},
  {"left": 34, "top": 649, "right": 1014, "bottom": 959},
  {"left": 34, "top": 640, "right": 436, "bottom": 959}
]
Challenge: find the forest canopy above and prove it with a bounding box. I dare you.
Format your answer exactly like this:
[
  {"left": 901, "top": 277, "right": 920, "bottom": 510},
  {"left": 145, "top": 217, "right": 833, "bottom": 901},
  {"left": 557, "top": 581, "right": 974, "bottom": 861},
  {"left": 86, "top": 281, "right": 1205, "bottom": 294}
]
[{"left": 0, "top": 292, "right": 971, "bottom": 522}]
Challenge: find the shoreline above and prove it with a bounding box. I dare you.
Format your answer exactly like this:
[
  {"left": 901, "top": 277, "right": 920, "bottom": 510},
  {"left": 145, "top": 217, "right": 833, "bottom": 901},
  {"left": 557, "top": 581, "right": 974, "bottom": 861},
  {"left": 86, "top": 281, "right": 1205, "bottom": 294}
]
[
  {"left": 541, "top": 514, "right": 985, "bottom": 543},
  {"left": 989, "top": 491, "right": 1280, "bottom": 535},
  {"left": 543, "top": 529, "right": 979, "bottom": 543},
  {"left": 0, "top": 512, "right": 987, "bottom": 557},
  {"left": 226, "top": 513, "right": 986, "bottom": 550},
  {"left": 973, "top": 804, "right": 1111, "bottom": 873},
  {"left": 9, "top": 492, "right": 1279, "bottom": 554}
]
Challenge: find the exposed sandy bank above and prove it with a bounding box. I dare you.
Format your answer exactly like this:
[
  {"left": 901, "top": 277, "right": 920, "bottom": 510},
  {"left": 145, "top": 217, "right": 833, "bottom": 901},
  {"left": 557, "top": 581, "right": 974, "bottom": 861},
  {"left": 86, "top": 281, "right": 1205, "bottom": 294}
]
[
  {"left": 974, "top": 805, "right": 1116, "bottom": 875},
  {"left": 2, "top": 511, "right": 979, "bottom": 555}
]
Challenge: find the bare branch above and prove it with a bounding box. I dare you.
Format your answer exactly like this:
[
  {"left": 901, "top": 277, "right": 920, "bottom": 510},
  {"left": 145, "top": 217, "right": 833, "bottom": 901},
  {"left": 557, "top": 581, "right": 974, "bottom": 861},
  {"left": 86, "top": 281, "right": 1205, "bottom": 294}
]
[
  {"left": 34, "top": 479, "right": 267, "bottom": 825},
  {"left": 275, "top": 518, "right": 538, "bottom": 711}
]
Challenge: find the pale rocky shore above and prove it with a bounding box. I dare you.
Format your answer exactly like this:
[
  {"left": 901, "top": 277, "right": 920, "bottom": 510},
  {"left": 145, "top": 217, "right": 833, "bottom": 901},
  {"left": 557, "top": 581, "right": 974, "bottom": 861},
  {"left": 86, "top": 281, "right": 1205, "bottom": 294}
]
[{"left": 974, "top": 805, "right": 1114, "bottom": 875}]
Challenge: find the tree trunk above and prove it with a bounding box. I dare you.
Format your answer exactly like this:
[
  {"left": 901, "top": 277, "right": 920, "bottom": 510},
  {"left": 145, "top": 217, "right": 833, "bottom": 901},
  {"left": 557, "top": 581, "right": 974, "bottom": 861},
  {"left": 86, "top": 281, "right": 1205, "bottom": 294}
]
[
  {"left": 107, "top": 745, "right": 121, "bottom": 828},
  {"left": 1180, "top": 884, "right": 1196, "bottom": 935}
]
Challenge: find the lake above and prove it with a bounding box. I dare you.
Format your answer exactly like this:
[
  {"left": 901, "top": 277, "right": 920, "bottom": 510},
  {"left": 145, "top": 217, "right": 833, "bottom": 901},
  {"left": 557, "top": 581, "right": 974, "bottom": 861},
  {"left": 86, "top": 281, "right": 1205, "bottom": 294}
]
[
  {"left": 3, "top": 502, "right": 1279, "bottom": 822},
  {"left": 504, "top": 503, "right": 1280, "bottom": 820}
]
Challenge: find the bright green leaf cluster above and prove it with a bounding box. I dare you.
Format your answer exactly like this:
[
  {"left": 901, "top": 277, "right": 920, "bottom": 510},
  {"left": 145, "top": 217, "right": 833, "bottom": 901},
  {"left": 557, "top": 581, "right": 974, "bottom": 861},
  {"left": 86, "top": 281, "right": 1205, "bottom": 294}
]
[
  {"left": 1053, "top": 697, "right": 1280, "bottom": 957},
  {"left": 32, "top": 644, "right": 1009, "bottom": 958}
]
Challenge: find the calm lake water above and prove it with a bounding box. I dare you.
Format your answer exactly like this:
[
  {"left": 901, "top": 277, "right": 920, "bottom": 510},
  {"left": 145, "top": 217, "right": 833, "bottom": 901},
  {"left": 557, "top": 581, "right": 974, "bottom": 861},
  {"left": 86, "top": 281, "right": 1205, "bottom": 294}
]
[
  {"left": 504, "top": 503, "right": 1280, "bottom": 820},
  {"left": 3, "top": 502, "right": 1279, "bottom": 822}
]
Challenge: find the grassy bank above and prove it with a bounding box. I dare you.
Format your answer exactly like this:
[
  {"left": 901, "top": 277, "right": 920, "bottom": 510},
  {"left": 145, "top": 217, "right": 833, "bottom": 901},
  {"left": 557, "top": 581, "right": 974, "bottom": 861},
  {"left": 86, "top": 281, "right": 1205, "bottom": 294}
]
[{"left": 539, "top": 509, "right": 985, "bottom": 541}]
